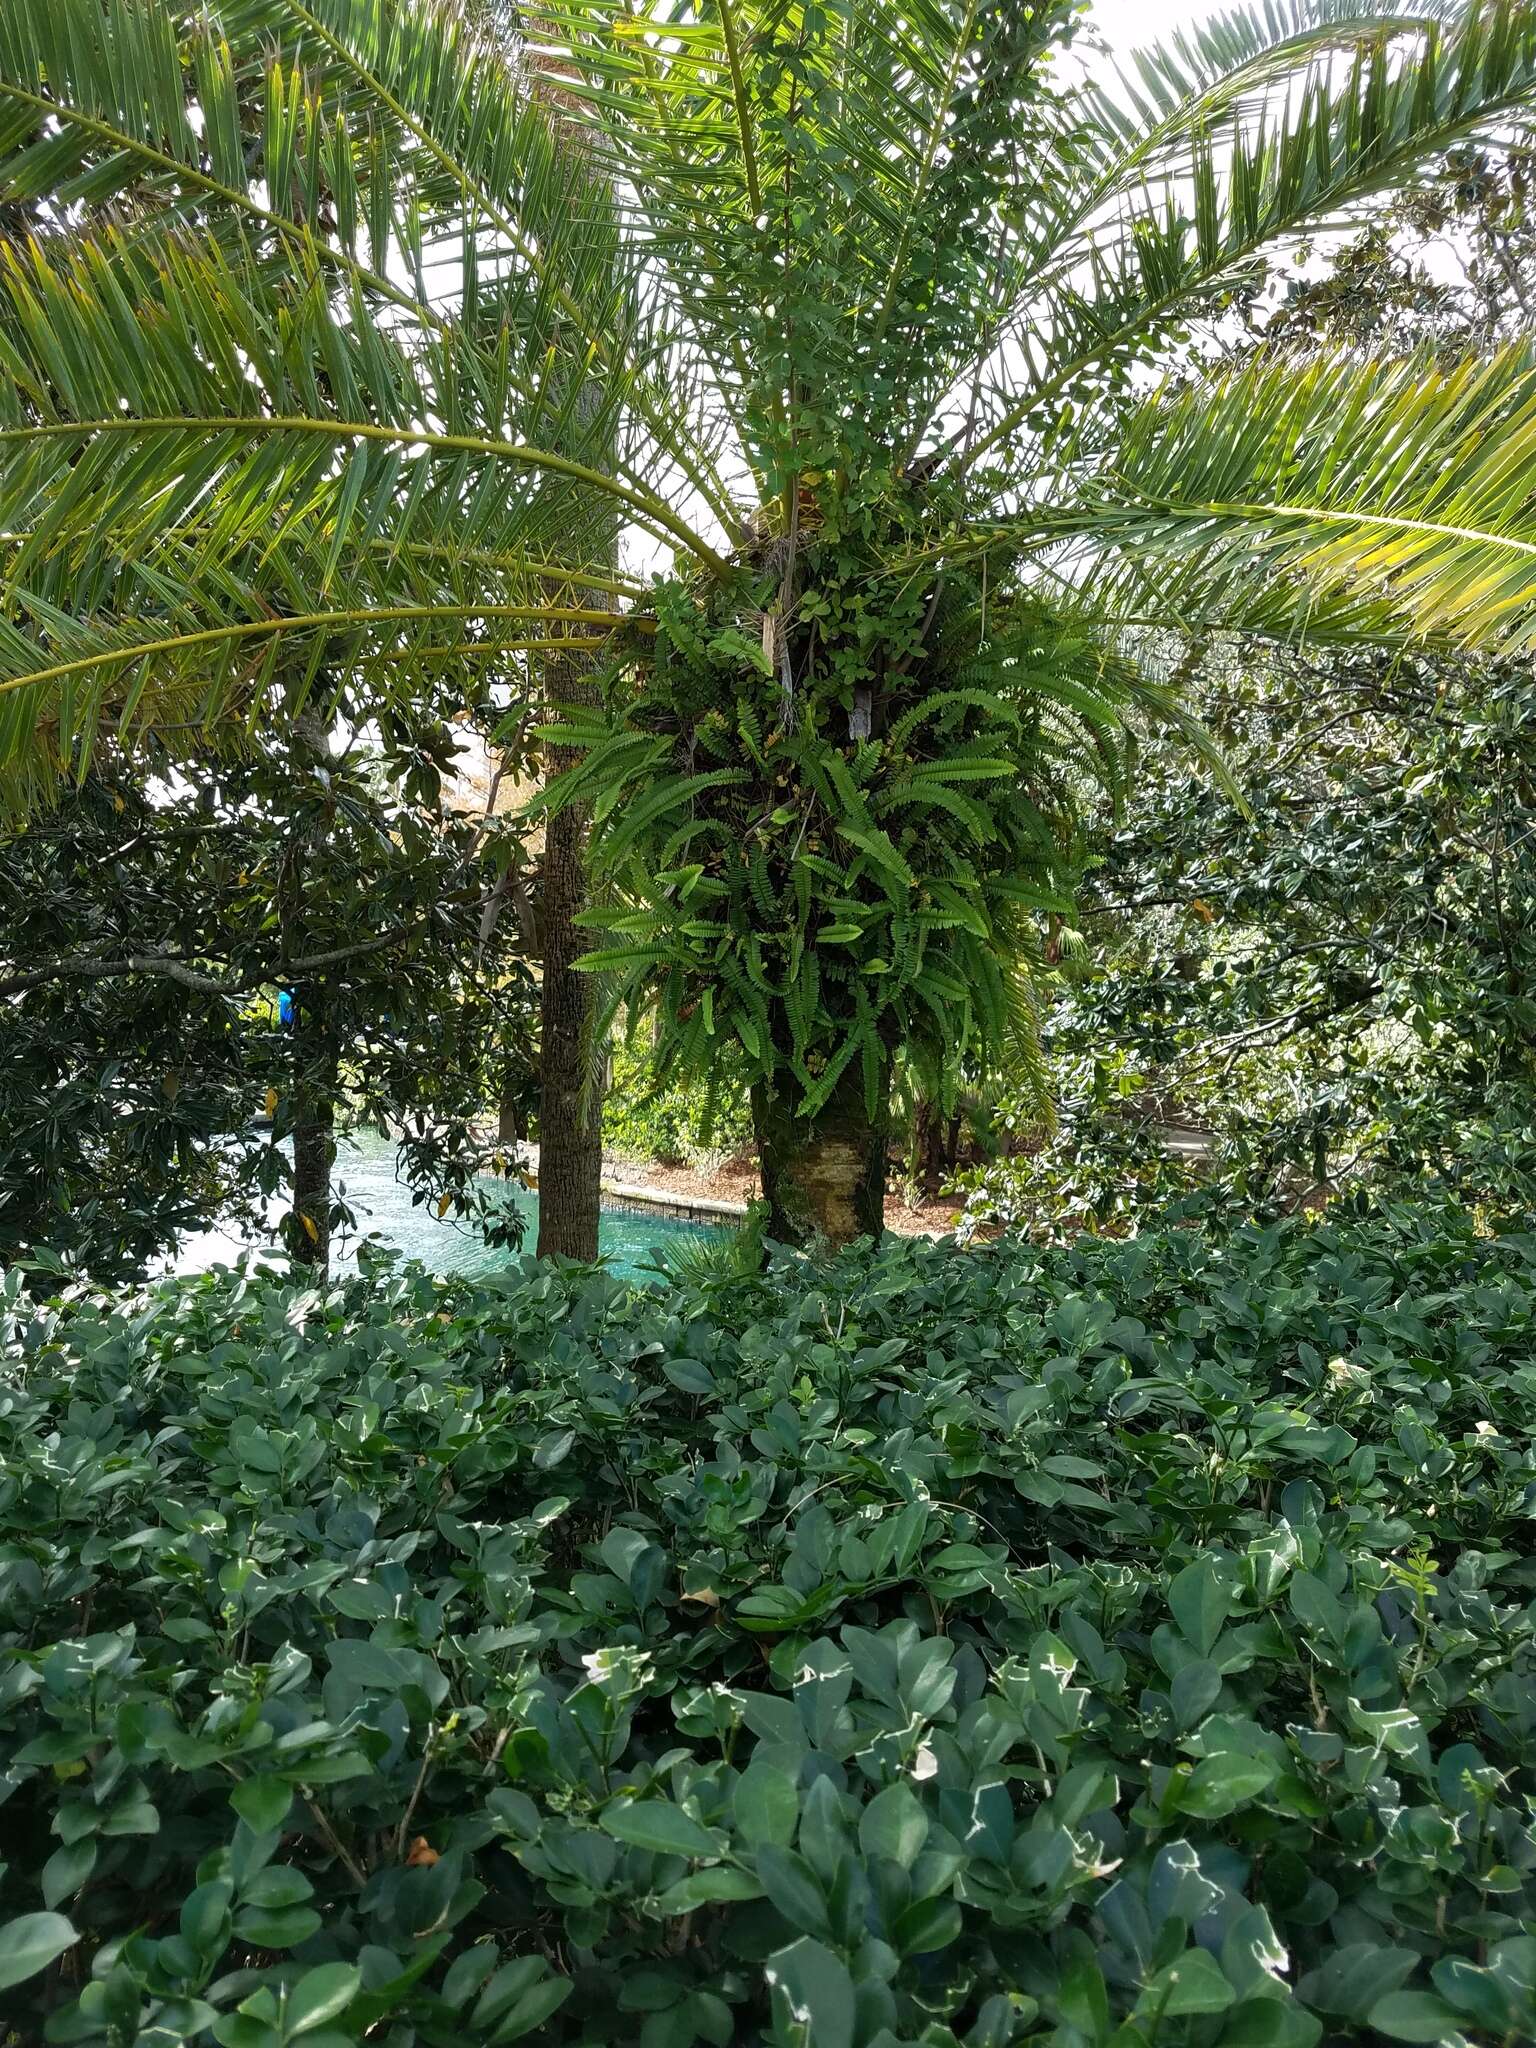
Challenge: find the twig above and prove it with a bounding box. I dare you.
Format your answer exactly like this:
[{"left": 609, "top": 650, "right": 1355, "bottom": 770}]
[
  {"left": 395, "top": 1726, "right": 435, "bottom": 1861},
  {"left": 1308, "top": 1664, "right": 1329, "bottom": 1732},
  {"left": 0, "top": 926, "right": 422, "bottom": 1001},
  {"left": 304, "top": 1793, "right": 368, "bottom": 1889}
]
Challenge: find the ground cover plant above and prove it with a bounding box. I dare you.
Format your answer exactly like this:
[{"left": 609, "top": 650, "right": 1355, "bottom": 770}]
[{"left": 2, "top": 1208, "right": 1534, "bottom": 2046}]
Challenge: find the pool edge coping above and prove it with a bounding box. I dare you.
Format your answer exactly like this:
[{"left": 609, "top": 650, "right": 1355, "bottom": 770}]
[{"left": 522, "top": 1163, "right": 748, "bottom": 1224}]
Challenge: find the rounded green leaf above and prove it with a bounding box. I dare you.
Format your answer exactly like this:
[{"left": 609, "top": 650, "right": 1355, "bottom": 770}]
[
  {"left": 489, "top": 1976, "right": 573, "bottom": 2043},
  {"left": 734, "top": 1761, "right": 799, "bottom": 1848},
  {"left": 233, "top": 1904, "right": 322, "bottom": 1948},
  {"left": 1368, "top": 1990, "right": 1469, "bottom": 2043},
  {"left": 41, "top": 1841, "right": 96, "bottom": 1909},
  {"left": 1141, "top": 1950, "right": 1235, "bottom": 2018},
  {"left": 765, "top": 1937, "right": 855, "bottom": 2048},
  {"left": 599, "top": 1798, "right": 720, "bottom": 1860},
  {"left": 231, "top": 1775, "right": 294, "bottom": 1834},
  {"left": 286, "top": 1961, "right": 361, "bottom": 2034},
  {"left": 0, "top": 1912, "right": 79, "bottom": 1991},
  {"left": 857, "top": 1781, "right": 928, "bottom": 1868}
]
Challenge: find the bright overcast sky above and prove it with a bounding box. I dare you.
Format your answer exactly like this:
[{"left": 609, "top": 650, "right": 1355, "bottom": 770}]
[{"left": 1087, "top": 0, "right": 1226, "bottom": 59}]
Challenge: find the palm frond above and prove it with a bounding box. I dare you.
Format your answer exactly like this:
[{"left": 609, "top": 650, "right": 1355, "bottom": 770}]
[
  {"left": 0, "top": 188, "right": 717, "bottom": 798},
  {"left": 895, "top": 339, "right": 1536, "bottom": 655},
  {"left": 0, "top": 0, "right": 425, "bottom": 312},
  {"left": 536, "top": 0, "right": 1071, "bottom": 476},
  {"left": 964, "top": 0, "right": 1536, "bottom": 469},
  {"left": 1075, "top": 342, "right": 1536, "bottom": 653},
  {"left": 5, "top": 0, "right": 1536, "bottom": 1154}
]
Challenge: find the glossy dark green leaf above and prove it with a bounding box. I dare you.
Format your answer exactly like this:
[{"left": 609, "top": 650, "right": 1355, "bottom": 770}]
[
  {"left": 1368, "top": 1990, "right": 1468, "bottom": 2043},
  {"left": 1170, "top": 1557, "right": 1230, "bottom": 1657},
  {"left": 230, "top": 1777, "right": 293, "bottom": 1835},
  {"left": 1140, "top": 1949, "right": 1235, "bottom": 2017},
  {"left": 734, "top": 1762, "right": 799, "bottom": 1848},
  {"left": 764, "top": 1938, "right": 856, "bottom": 2048},
  {"left": 0, "top": 1912, "right": 78, "bottom": 1991},
  {"left": 756, "top": 1846, "right": 831, "bottom": 1939},
  {"left": 857, "top": 1781, "right": 928, "bottom": 1868},
  {"left": 599, "top": 1799, "right": 720, "bottom": 1860},
  {"left": 285, "top": 1963, "right": 361, "bottom": 2034}
]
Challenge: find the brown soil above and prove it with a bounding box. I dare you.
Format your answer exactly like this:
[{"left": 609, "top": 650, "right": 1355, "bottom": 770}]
[{"left": 604, "top": 1147, "right": 961, "bottom": 1239}]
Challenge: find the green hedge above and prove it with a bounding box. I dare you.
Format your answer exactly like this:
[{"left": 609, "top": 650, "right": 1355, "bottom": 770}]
[{"left": 2, "top": 1206, "right": 1534, "bottom": 2047}]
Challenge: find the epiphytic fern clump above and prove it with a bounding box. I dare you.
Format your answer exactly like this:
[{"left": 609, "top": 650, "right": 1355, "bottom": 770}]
[{"left": 541, "top": 481, "right": 1160, "bottom": 1133}]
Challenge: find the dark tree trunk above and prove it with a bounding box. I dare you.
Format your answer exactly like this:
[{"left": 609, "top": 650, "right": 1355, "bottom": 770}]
[
  {"left": 498, "top": 1089, "right": 523, "bottom": 1147},
  {"left": 753, "top": 1047, "right": 891, "bottom": 1248},
  {"left": 536, "top": 673, "right": 603, "bottom": 1260},
  {"left": 289, "top": 1029, "right": 337, "bottom": 1275},
  {"left": 913, "top": 1096, "right": 950, "bottom": 1196},
  {"left": 279, "top": 723, "right": 339, "bottom": 1277}
]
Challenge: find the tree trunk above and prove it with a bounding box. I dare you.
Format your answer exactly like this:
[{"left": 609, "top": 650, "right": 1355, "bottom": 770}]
[
  {"left": 753, "top": 1049, "right": 891, "bottom": 1248},
  {"left": 289, "top": 1031, "right": 337, "bottom": 1276},
  {"left": 913, "top": 1095, "right": 949, "bottom": 1196},
  {"left": 498, "top": 1088, "right": 523, "bottom": 1147},
  {"left": 536, "top": 674, "right": 603, "bottom": 1260},
  {"left": 279, "top": 726, "right": 339, "bottom": 1277}
]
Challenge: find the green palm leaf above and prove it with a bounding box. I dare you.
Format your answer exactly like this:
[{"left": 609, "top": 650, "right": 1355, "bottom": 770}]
[
  {"left": 1076, "top": 342, "right": 1536, "bottom": 651},
  {"left": 965, "top": 0, "right": 1536, "bottom": 469}
]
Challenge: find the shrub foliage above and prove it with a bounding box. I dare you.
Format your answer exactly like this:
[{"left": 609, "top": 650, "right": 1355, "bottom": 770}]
[
  {"left": 604, "top": 1036, "right": 752, "bottom": 1169},
  {"left": 2, "top": 1211, "right": 1535, "bottom": 2046}
]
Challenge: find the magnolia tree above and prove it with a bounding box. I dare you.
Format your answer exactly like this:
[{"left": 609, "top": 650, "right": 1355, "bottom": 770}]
[{"left": 4, "top": 0, "right": 1536, "bottom": 1244}]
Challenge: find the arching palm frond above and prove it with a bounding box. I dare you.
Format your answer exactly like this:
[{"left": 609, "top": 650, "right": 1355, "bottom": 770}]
[
  {"left": 891, "top": 339, "right": 1536, "bottom": 653},
  {"left": 966, "top": 0, "right": 1536, "bottom": 470},
  {"left": 0, "top": 213, "right": 664, "bottom": 811},
  {"left": 1067, "top": 342, "right": 1536, "bottom": 651},
  {"left": 0, "top": 0, "right": 720, "bottom": 808},
  {"left": 4, "top": 2, "right": 1536, "bottom": 775}
]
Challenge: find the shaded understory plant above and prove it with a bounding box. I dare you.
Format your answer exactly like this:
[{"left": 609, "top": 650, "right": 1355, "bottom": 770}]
[{"left": 2, "top": 1204, "right": 1534, "bottom": 2045}]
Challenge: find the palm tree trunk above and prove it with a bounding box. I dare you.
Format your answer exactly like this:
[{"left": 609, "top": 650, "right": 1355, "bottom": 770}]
[
  {"left": 752, "top": 1046, "right": 890, "bottom": 1248},
  {"left": 536, "top": 670, "right": 603, "bottom": 1260}
]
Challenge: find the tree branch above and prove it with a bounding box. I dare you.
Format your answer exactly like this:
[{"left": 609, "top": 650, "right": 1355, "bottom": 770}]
[
  {"left": 0, "top": 927, "right": 419, "bottom": 1002},
  {"left": 1206, "top": 982, "right": 1383, "bottom": 1078}
]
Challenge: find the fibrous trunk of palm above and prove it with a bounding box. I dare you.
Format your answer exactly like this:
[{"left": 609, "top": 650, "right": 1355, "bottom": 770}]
[
  {"left": 536, "top": 668, "right": 603, "bottom": 1260},
  {"left": 752, "top": 1042, "right": 891, "bottom": 1249}
]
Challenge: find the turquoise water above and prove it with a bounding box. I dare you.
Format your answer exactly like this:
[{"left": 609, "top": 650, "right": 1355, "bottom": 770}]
[{"left": 174, "top": 1129, "right": 721, "bottom": 1281}]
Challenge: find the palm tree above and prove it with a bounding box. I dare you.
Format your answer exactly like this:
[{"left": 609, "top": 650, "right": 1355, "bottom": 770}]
[{"left": 4, "top": 0, "right": 1536, "bottom": 1245}]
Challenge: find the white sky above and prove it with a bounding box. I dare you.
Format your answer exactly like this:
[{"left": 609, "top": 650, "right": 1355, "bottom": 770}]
[{"left": 1089, "top": 0, "right": 1222, "bottom": 51}]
